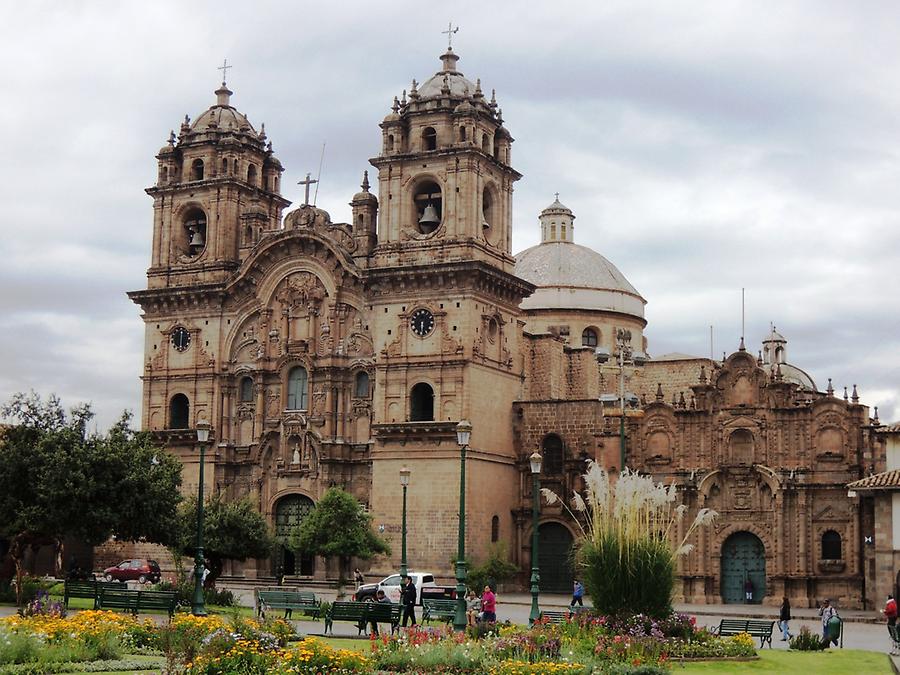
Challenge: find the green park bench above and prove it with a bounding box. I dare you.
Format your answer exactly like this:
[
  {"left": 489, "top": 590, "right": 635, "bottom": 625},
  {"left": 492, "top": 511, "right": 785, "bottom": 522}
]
[
  {"left": 257, "top": 589, "right": 322, "bottom": 620},
  {"left": 423, "top": 598, "right": 457, "bottom": 623},
  {"left": 324, "top": 601, "right": 400, "bottom": 636},
  {"left": 715, "top": 618, "right": 775, "bottom": 648},
  {"left": 539, "top": 609, "right": 583, "bottom": 624},
  {"left": 63, "top": 579, "right": 124, "bottom": 609},
  {"left": 97, "top": 587, "right": 177, "bottom": 618}
]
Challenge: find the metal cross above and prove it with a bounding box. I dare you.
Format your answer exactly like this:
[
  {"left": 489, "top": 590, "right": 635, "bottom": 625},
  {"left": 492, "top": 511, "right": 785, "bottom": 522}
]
[
  {"left": 554, "top": 192, "right": 559, "bottom": 201},
  {"left": 218, "top": 58, "right": 232, "bottom": 84},
  {"left": 442, "top": 22, "right": 459, "bottom": 49},
  {"left": 298, "top": 173, "right": 318, "bottom": 206}
]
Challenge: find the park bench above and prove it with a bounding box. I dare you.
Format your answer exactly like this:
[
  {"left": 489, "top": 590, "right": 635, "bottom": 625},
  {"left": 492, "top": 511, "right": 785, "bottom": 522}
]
[
  {"left": 257, "top": 589, "right": 322, "bottom": 620},
  {"left": 324, "top": 601, "right": 400, "bottom": 636},
  {"left": 540, "top": 609, "right": 581, "bottom": 624},
  {"left": 97, "top": 587, "right": 178, "bottom": 618},
  {"left": 423, "top": 598, "right": 457, "bottom": 623},
  {"left": 63, "top": 579, "right": 124, "bottom": 609},
  {"left": 714, "top": 618, "right": 775, "bottom": 648}
]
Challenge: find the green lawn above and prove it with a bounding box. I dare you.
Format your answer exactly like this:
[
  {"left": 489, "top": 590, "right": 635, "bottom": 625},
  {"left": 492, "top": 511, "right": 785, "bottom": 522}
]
[{"left": 675, "top": 649, "right": 892, "bottom": 674}]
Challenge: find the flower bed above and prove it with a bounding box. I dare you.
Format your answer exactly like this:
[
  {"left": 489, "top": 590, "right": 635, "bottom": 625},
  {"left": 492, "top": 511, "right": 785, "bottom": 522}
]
[{"left": 0, "top": 608, "right": 754, "bottom": 673}]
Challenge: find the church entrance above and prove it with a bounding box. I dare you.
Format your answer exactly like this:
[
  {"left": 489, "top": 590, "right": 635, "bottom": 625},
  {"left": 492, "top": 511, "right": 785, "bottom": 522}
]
[
  {"left": 538, "top": 522, "right": 574, "bottom": 593},
  {"left": 720, "top": 532, "right": 766, "bottom": 604},
  {"left": 273, "top": 495, "right": 315, "bottom": 578}
]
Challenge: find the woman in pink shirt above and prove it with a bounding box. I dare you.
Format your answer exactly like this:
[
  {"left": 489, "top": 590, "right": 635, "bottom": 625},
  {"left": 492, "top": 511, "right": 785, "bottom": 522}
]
[{"left": 481, "top": 585, "right": 497, "bottom": 623}]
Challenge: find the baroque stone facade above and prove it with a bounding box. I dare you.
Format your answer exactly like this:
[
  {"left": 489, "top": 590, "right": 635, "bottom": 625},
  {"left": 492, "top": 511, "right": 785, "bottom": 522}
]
[{"left": 128, "top": 48, "right": 880, "bottom": 606}]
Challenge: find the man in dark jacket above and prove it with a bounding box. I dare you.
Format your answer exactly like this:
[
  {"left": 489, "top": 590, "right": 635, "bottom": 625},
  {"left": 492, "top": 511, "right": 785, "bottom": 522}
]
[{"left": 401, "top": 576, "right": 417, "bottom": 627}]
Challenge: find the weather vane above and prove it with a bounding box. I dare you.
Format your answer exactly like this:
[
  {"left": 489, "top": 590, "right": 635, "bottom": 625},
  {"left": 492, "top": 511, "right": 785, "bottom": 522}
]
[
  {"left": 218, "top": 58, "right": 232, "bottom": 85},
  {"left": 442, "top": 22, "right": 459, "bottom": 50}
]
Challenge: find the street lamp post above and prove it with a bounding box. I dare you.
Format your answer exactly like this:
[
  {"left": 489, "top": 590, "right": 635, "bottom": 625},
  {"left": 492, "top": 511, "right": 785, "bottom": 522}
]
[
  {"left": 453, "top": 419, "right": 472, "bottom": 632},
  {"left": 528, "top": 451, "right": 543, "bottom": 626},
  {"left": 399, "top": 466, "right": 410, "bottom": 580},
  {"left": 595, "top": 330, "right": 646, "bottom": 472},
  {"left": 192, "top": 423, "right": 210, "bottom": 616}
]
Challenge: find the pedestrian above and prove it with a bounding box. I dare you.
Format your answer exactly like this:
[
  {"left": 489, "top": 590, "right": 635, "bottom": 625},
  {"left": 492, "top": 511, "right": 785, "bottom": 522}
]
[
  {"left": 466, "top": 588, "right": 482, "bottom": 626},
  {"left": 481, "top": 584, "right": 497, "bottom": 623},
  {"left": 882, "top": 594, "right": 898, "bottom": 654},
  {"left": 354, "top": 567, "right": 364, "bottom": 586},
  {"left": 744, "top": 578, "right": 753, "bottom": 603},
  {"left": 368, "top": 589, "right": 391, "bottom": 636},
  {"left": 401, "top": 575, "right": 417, "bottom": 627},
  {"left": 570, "top": 579, "right": 585, "bottom": 608},
  {"left": 778, "top": 596, "right": 793, "bottom": 641},
  {"left": 818, "top": 598, "right": 839, "bottom": 648}
]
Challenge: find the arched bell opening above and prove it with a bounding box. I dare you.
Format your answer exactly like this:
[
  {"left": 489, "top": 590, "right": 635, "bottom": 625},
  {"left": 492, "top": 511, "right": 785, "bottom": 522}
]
[{"left": 413, "top": 180, "right": 442, "bottom": 235}]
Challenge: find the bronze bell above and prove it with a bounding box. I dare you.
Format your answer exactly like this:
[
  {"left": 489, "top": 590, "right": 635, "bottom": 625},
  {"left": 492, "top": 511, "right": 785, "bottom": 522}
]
[
  {"left": 188, "top": 225, "right": 205, "bottom": 248},
  {"left": 418, "top": 203, "right": 440, "bottom": 230}
]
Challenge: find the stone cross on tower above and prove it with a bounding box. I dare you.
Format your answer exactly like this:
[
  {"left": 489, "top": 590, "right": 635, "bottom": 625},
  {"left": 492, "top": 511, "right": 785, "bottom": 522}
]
[
  {"left": 217, "top": 58, "right": 232, "bottom": 85},
  {"left": 298, "top": 173, "right": 318, "bottom": 206},
  {"left": 442, "top": 22, "right": 459, "bottom": 49}
]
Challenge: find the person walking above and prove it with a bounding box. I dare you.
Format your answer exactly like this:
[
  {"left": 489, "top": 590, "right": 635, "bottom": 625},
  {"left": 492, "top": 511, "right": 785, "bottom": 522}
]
[
  {"left": 354, "top": 568, "right": 364, "bottom": 587},
  {"left": 744, "top": 577, "right": 753, "bottom": 603},
  {"left": 481, "top": 585, "right": 497, "bottom": 623},
  {"left": 570, "top": 580, "right": 585, "bottom": 608},
  {"left": 401, "top": 576, "right": 417, "bottom": 627},
  {"left": 778, "top": 596, "right": 793, "bottom": 641},
  {"left": 818, "top": 598, "right": 839, "bottom": 648},
  {"left": 882, "top": 594, "right": 898, "bottom": 654}
]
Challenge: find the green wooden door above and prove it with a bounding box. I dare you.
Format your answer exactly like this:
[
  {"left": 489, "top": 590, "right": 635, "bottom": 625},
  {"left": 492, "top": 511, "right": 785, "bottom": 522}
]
[
  {"left": 720, "top": 532, "right": 766, "bottom": 604},
  {"left": 538, "top": 522, "right": 574, "bottom": 593},
  {"left": 273, "top": 494, "right": 315, "bottom": 577}
]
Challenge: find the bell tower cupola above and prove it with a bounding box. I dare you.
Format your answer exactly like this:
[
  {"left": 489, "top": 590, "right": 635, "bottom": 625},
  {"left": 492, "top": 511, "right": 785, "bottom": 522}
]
[
  {"left": 539, "top": 195, "right": 575, "bottom": 243},
  {"left": 369, "top": 46, "right": 521, "bottom": 272},
  {"left": 146, "top": 74, "right": 290, "bottom": 290}
]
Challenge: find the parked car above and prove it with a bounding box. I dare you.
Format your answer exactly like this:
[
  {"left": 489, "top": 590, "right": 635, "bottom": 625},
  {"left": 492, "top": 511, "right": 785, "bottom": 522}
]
[
  {"left": 102, "top": 559, "right": 161, "bottom": 584},
  {"left": 353, "top": 572, "right": 454, "bottom": 604}
]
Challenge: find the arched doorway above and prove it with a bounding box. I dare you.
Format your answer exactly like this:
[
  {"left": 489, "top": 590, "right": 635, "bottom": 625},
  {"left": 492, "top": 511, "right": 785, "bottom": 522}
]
[
  {"left": 273, "top": 495, "right": 315, "bottom": 577},
  {"left": 537, "top": 522, "right": 574, "bottom": 593},
  {"left": 721, "top": 531, "right": 766, "bottom": 604}
]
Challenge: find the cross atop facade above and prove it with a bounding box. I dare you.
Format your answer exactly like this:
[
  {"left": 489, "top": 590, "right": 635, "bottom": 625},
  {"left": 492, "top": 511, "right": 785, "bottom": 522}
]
[
  {"left": 554, "top": 192, "right": 559, "bottom": 201},
  {"left": 218, "top": 58, "right": 232, "bottom": 84},
  {"left": 298, "top": 172, "right": 318, "bottom": 206},
  {"left": 442, "top": 22, "right": 459, "bottom": 50}
]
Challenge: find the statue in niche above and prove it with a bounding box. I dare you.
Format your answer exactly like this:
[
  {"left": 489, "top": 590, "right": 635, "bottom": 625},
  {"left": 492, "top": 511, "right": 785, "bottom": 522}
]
[{"left": 291, "top": 442, "right": 301, "bottom": 465}]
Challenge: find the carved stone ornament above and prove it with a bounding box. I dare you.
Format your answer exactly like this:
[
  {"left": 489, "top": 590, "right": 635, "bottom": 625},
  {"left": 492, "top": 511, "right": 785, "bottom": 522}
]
[{"left": 274, "top": 272, "right": 327, "bottom": 317}]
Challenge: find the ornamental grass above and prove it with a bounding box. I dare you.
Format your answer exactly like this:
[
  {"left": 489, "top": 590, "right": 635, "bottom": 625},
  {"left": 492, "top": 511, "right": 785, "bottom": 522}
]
[{"left": 543, "top": 462, "right": 718, "bottom": 618}]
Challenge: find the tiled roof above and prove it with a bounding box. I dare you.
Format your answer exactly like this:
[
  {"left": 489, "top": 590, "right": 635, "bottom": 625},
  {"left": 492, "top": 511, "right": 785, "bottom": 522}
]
[
  {"left": 875, "top": 423, "right": 900, "bottom": 434},
  {"left": 847, "top": 470, "right": 900, "bottom": 491}
]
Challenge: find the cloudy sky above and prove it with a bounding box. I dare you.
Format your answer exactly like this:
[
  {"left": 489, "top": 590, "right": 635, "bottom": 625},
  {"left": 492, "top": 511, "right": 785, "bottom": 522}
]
[{"left": 1, "top": 1, "right": 899, "bottom": 429}]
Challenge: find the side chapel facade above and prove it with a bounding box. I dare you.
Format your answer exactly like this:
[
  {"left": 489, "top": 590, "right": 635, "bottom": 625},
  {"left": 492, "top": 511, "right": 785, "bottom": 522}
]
[{"left": 126, "top": 47, "right": 883, "bottom": 607}]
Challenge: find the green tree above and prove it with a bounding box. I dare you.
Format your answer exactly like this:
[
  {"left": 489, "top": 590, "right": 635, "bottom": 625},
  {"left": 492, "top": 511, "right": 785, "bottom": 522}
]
[
  {"left": 174, "top": 495, "right": 274, "bottom": 587},
  {"left": 0, "top": 392, "right": 183, "bottom": 605},
  {"left": 289, "top": 488, "right": 389, "bottom": 593},
  {"left": 466, "top": 542, "right": 519, "bottom": 594}
]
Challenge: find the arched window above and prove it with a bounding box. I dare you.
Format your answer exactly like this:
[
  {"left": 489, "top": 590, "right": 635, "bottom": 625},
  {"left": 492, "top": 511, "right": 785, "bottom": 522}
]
[
  {"left": 190, "top": 159, "right": 204, "bottom": 181},
  {"left": 481, "top": 133, "right": 490, "bottom": 153},
  {"left": 354, "top": 371, "right": 370, "bottom": 398},
  {"left": 169, "top": 394, "right": 189, "bottom": 429},
  {"left": 413, "top": 180, "right": 442, "bottom": 235},
  {"left": 232, "top": 159, "right": 238, "bottom": 174},
  {"left": 221, "top": 158, "right": 228, "bottom": 174},
  {"left": 822, "top": 530, "right": 842, "bottom": 560},
  {"left": 491, "top": 515, "right": 499, "bottom": 543},
  {"left": 582, "top": 328, "right": 598, "bottom": 347},
  {"left": 183, "top": 207, "right": 207, "bottom": 256},
  {"left": 247, "top": 164, "right": 257, "bottom": 186},
  {"left": 459, "top": 126, "right": 466, "bottom": 142},
  {"left": 410, "top": 383, "right": 434, "bottom": 421},
  {"left": 542, "top": 434, "right": 564, "bottom": 475},
  {"left": 387, "top": 134, "right": 395, "bottom": 152},
  {"left": 159, "top": 166, "right": 168, "bottom": 184},
  {"left": 422, "top": 127, "right": 437, "bottom": 151},
  {"left": 286, "top": 366, "right": 308, "bottom": 410},
  {"left": 239, "top": 376, "right": 254, "bottom": 402}
]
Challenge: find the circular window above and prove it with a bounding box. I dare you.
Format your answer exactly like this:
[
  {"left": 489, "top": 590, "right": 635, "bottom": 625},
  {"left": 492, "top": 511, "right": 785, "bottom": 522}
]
[{"left": 487, "top": 318, "right": 499, "bottom": 343}]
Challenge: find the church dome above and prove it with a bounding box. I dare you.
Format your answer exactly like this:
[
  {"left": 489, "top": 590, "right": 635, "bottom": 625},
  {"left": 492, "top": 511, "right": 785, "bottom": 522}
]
[
  {"left": 189, "top": 84, "right": 260, "bottom": 138},
  {"left": 416, "top": 48, "right": 477, "bottom": 99},
  {"left": 778, "top": 363, "right": 817, "bottom": 392},
  {"left": 515, "top": 197, "right": 645, "bottom": 317}
]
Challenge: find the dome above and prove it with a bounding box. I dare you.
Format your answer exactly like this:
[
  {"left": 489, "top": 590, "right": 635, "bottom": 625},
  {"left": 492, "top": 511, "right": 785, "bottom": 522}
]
[
  {"left": 775, "top": 363, "right": 817, "bottom": 392},
  {"left": 416, "top": 49, "right": 477, "bottom": 100},
  {"left": 515, "top": 241, "right": 646, "bottom": 317},
  {"left": 189, "top": 84, "right": 259, "bottom": 138},
  {"left": 541, "top": 197, "right": 573, "bottom": 217}
]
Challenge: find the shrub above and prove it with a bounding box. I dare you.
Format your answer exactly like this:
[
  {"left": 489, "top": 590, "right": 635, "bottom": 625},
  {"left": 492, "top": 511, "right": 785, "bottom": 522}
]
[{"left": 790, "top": 625, "right": 823, "bottom": 651}]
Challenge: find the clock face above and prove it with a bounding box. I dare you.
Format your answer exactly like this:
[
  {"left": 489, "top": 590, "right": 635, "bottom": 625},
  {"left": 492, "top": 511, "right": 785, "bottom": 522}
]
[
  {"left": 171, "top": 326, "right": 191, "bottom": 352},
  {"left": 410, "top": 308, "right": 435, "bottom": 337}
]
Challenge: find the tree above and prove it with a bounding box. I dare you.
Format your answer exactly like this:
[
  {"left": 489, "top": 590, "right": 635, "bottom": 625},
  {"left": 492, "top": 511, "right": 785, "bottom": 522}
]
[
  {"left": 0, "top": 392, "right": 183, "bottom": 605},
  {"left": 290, "top": 488, "right": 389, "bottom": 591},
  {"left": 174, "top": 495, "right": 274, "bottom": 587}
]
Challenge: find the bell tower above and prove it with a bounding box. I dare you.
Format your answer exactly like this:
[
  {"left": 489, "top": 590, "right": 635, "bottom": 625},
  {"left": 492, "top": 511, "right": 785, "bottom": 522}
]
[
  {"left": 366, "top": 47, "right": 535, "bottom": 575},
  {"left": 147, "top": 80, "right": 289, "bottom": 289}
]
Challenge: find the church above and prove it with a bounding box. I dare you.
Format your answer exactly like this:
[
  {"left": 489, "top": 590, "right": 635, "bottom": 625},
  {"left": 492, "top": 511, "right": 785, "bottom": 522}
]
[{"left": 126, "top": 46, "right": 884, "bottom": 608}]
